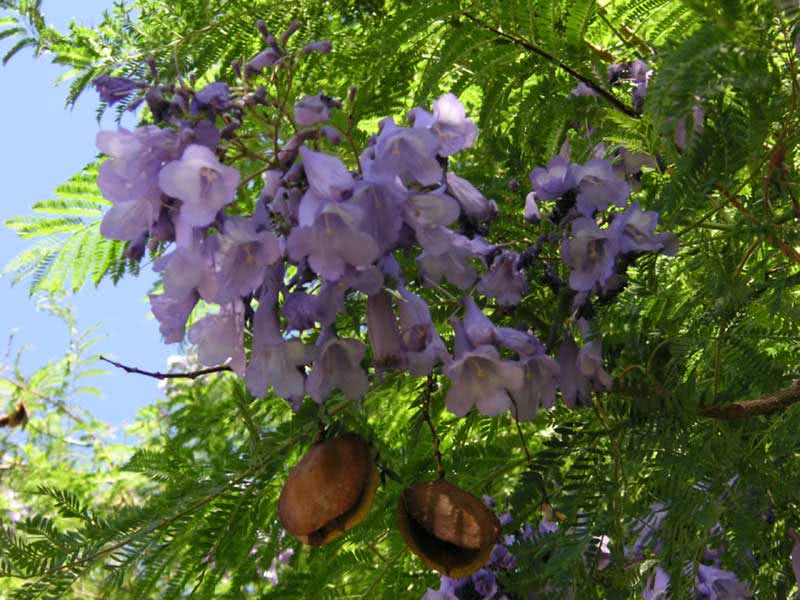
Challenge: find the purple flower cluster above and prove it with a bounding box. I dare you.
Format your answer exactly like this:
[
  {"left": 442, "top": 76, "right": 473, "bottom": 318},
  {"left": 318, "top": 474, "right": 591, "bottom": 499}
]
[{"left": 91, "top": 23, "right": 677, "bottom": 423}]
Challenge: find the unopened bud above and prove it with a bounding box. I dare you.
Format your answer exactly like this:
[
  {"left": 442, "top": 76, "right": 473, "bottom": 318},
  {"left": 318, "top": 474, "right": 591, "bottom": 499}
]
[
  {"left": 255, "top": 19, "right": 270, "bottom": 40},
  {"left": 302, "top": 40, "right": 332, "bottom": 54},
  {"left": 280, "top": 20, "right": 300, "bottom": 46},
  {"left": 348, "top": 85, "right": 357, "bottom": 103}
]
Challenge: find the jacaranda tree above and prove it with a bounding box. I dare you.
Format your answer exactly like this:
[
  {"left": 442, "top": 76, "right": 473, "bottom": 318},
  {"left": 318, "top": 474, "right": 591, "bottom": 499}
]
[{"left": 2, "top": 0, "right": 800, "bottom": 597}]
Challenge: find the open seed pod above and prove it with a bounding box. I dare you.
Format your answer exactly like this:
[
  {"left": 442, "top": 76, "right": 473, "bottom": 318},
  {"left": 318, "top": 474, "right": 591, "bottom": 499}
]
[
  {"left": 278, "top": 433, "right": 378, "bottom": 546},
  {"left": 397, "top": 479, "right": 501, "bottom": 577}
]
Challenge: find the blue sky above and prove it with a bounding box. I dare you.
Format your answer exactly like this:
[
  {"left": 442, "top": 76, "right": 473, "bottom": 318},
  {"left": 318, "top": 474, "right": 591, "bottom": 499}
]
[{"left": 0, "top": 2, "right": 175, "bottom": 428}]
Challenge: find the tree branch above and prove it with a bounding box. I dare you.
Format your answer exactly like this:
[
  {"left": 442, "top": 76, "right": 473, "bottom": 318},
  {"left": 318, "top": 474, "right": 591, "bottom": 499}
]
[
  {"left": 461, "top": 12, "right": 639, "bottom": 119},
  {"left": 700, "top": 380, "right": 800, "bottom": 419},
  {"left": 99, "top": 356, "right": 232, "bottom": 380}
]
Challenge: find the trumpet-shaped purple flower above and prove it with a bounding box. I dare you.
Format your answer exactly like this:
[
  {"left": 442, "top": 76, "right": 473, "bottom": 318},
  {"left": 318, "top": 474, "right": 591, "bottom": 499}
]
[
  {"left": 404, "top": 192, "right": 461, "bottom": 236},
  {"left": 529, "top": 156, "right": 577, "bottom": 200},
  {"left": 557, "top": 335, "right": 592, "bottom": 408},
  {"left": 246, "top": 48, "right": 280, "bottom": 73},
  {"left": 366, "top": 126, "right": 442, "bottom": 187},
  {"left": 306, "top": 335, "right": 369, "bottom": 403},
  {"left": 397, "top": 286, "right": 450, "bottom": 376},
  {"left": 350, "top": 182, "right": 406, "bottom": 254},
  {"left": 93, "top": 75, "right": 141, "bottom": 105},
  {"left": 642, "top": 566, "right": 670, "bottom": 600},
  {"left": 192, "top": 82, "right": 230, "bottom": 113},
  {"left": 471, "top": 569, "right": 497, "bottom": 597},
  {"left": 367, "top": 291, "right": 406, "bottom": 370},
  {"left": 287, "top": 207, "right": 381, "bottom": 281},
  {"left": 574, "top": 159, "right": 630, "bottom": 216},
  {"left": 97, "top": 126, "right": 178, "bottom": 240},
  {"left": 159, "top": 144, "right": 241, "bottom": 227},
  {"left": 417, "top": 230, "right": 494, "bottom": 290},
  {"left": 577, "top": 329, "right": 613, "bottom": 392},
  {"left": 294, "top": 94, "right": 332, "bottom": 127},
  {"left": 477, "top": 251, "right": 528, "bottom": 306},
  {"left": 206, "top": 217, "right": 282, "bottom": 303},
  {"left": 430, "top": 93, "right": 478, "bottom": 156},
  {"left": 613, "top": 202, "right": 678, "bottom": 255},
  {"left": 462, "top": 296, "right": 496, "bottom": 349},
  {"left": 299, "top": 146, "right": 353, "bottom": 201},
  {"left": 446, "top": 173, "right": 497, "bottom": 222},
  {"left": 149, "top": 290, "right": 198, "bottom": 344},
  {"left": 525, "top": 192, "right": 541, "bottom": 224},
  {"left": 246, "top": 300, "right": 313, "bottom": 405},
  {"left": 511, "top": 354, "right": 560, "bottom": 420},
  {"left": 562, "top": 217, "right": 620, "bottom": 292},
  {"left": 444, "top": 345, "right": 524, "bottom": 417},
  {"left": 188, "top": 301, "right": 246, "bottom": 374},
  {"left": 695, "top": 565, "right": 752, "bottom": 599}
]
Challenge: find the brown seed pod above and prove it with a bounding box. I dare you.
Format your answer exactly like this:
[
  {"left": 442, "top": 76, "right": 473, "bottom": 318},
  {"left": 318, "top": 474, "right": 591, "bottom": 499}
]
[
  {"left": 278, "top": 433, "right": 378, "bottom": 546},
  {"left": 397, "top": 479, "right": 500, "bottom": 577}
]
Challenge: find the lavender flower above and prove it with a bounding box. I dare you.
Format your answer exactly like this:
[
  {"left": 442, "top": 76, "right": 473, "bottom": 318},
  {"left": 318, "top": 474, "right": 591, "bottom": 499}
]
[
  {"left": 397, "top": 286, "right": 450, "bottom": 376},
  {"left": 192, "top": 82, "right": 230, "bottom": 113},
  {"left": 299, "top": 146, "right": 353, "bottom": 201},
  {"left": 294, "top": 94, "right": 332, "bottom": 127},
  {"left": 306, "top": 335, "right": 369, "bottom": 403},
  {"left": 529, "top": 156, "right": 577, "bottom": 200},
  {"left": 187, "top": 301, "right": 246, "bottom": 375},
  {"left": 642, "top": 566, "right": 670, "bottom": 600},
  {"left": 562, "top": 217, "right": 620, "bottom": 292},
  {"left": 429, "top": 92, "right": 478, "bottom": 156},
  {"left": 446, "top": 172, "right": 497, "bottom": 222},
  {"left": 574, "top": 159, "right": 630, "bottom": 216},
  {"left": 287, "top": 207, "right": 381, "bottom": 281},
  {"left": 417, "top": 230, "right": 493, "bottom": 290},
  {"left": 367, "top": 291, "right": 406, "bottom": 371},
  {"left": 158, "top": 144, "right": 241, "bottom": 227},
  {"left": 695, "top": 564, "right": 752, "bottom": 599},
  {"left": 365, "top": 126, "right": 442, "bottom": 187},
  {"left": 471, "top": 569, "right": 498, "bottom": 597},
  {"left": 613, "top": 202, "right": 678, "bottom": 255},
  {"left": 443, "top": 345, "right": 524, "bottom": 417},
  {"left": 557, "top": 335, "right": 592, "bottom": 408},
  {"left": 511, "top": 353, "right": 560, "bottom": 420},
  {"left": 206, "top": 216, "right": 282, "bottom": 303},
  {"left": 477, "top": 251, "right": 528, "bottom": 306},
  {"left": 92, "top": 75, "right": 142, "bottom": 105}
]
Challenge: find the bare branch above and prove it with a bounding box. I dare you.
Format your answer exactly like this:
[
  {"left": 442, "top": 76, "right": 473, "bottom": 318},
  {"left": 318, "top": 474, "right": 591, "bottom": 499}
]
[
  {"left": 461, "top": 13, "right": 639, "bottom": 119},
  {"left": 99, "top": 356, "right": 232, "bottom": 380},
  {"left": 700, "top": 380, "right": 800, "bottom": 420}
]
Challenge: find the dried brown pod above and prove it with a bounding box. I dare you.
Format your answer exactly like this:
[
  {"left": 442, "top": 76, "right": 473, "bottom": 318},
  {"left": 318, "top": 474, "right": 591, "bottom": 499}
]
[
  {"left": 278, "top": 433, "right": 377, "bottom": 546},
  {"left": 397, "top": 479, "right": 500, "bottom": 577}
]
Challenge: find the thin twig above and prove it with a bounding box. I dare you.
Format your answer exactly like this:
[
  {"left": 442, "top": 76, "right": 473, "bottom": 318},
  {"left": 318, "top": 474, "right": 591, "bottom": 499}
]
[
  {"left": 420, "top": 374, "right": 445, "bottom": 479},
  {"left": 99, "top": 356, "right": 232, "bottom": 380},
  {"left": 461, "top": 12, "right": 639, "bottom": 119}
]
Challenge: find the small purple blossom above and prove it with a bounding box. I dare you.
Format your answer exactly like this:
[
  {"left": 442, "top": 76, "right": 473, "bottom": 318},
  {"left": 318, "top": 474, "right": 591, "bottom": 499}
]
[
  {"left": 367, "top": 291, "right": 406, "bottom": 371},
  {"left": 299, "top": 146, "right": 353, "bottom": 201},
  {"left": 613, "top": 202, "right": 678, "bottom": 255},
  {"left": 397, "top": 286, "right": 450, "bottom": 376},
  {"left": 471, "top": 569, "right": 497, "bottom": 597},
  {"left": 557, "top": 335, "right": 592, "bottom": 408},
  {"left": 574, "top": 159, "right": 630, "bottom": 216},
  {"left": 429, "top": 93, "right": 478, "bottom": 156},
  {"left": 443, "top": 345, "right": 524, "bottom": 417},
  {"left": 287, "top": 206, "right": 381, "bottom": 281},
  {"left": 192, "top": 82, "right": 230, "bottom": 113},
  {"left": 446, "top": 172, "right": 497, "bottom": 222},
  {"left": 93, "top": 75, "right": 142, "bottom": 105},
  {"left": 477, "top": 251, "right": 528, "bottom": 306},
  {"left": 159, "top": 144, "right": 241, "bottom": 227},
  {"left": 511, "top": 353, "right": 560, "bottom": 420},
  {"left": 529, "top": 156, "right": 577, "bottom": 200},
  {"left": 562, "top": 217, "right": 621, "bottom": 292},
  {"left": 365, "top": 126, "right": 442, "bottom": 187},
  {"left": 294, "top": 94, "right": 332, "bottom": 127},
  {"left": 642, "top": 566, "right": 670, "bottom": 600},
  {"left": 306, "top": 335, "right": 369, "bottom": 403},
  {"left": 188, "top": 301, "right": 246, "bottom": 375}
]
